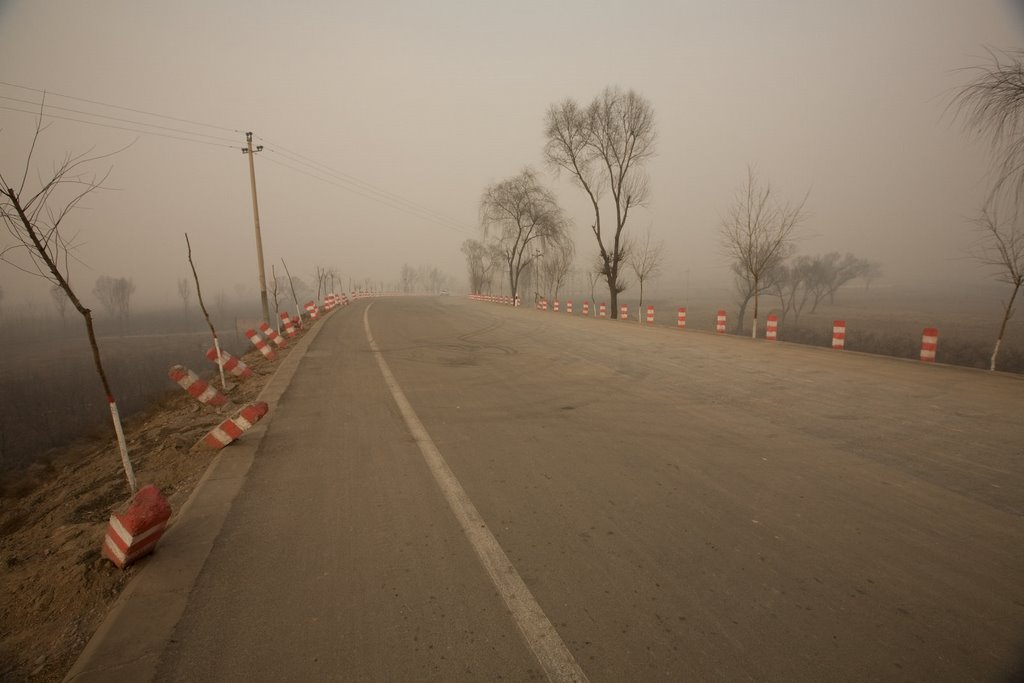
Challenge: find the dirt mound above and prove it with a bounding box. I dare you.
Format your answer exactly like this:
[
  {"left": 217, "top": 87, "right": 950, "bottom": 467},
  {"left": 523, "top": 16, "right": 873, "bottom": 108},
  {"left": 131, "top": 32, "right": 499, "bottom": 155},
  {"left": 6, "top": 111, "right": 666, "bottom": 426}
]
[{"left": 0, "top": 338, "right": 296, "bottom": 681}]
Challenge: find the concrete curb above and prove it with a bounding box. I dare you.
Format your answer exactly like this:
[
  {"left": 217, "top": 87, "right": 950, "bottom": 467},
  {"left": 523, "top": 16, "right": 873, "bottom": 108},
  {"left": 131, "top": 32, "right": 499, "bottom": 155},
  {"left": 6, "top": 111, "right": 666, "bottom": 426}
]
[{"left": 64, "top": 310, "right": 339, "bottom": 682}]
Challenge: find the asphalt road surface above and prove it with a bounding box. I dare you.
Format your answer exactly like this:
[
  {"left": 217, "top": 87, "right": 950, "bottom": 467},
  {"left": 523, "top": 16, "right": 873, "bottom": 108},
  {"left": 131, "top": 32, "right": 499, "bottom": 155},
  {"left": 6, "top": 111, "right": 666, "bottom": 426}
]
[{"left": 152, "top": 296, "right": 1024, "bottom": 681}]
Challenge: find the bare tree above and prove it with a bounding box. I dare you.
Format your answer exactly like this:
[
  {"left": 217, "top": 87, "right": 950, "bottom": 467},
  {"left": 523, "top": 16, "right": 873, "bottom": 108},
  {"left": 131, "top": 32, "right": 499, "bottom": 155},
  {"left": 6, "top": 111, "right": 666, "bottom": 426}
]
[
  {"left": 93, "top": 276, "right": 119, "bottom": 318},
  {"left": 545, "top": 86, "right": 656, "bottom": 318},
  {"left": 480, "top": 168, "right": 569, "bottom": 300},
  {"left": 185, "top": 234, "right": 227, "bottom": 389},
  {"left": 0, "top": 111, "right": 137, "bottom": 493},
  {"left": 627, "top": 228, "right": 663, "bottom": 320},
  {"left": 953, "top": 51, "right": 1024, "bottom": 370},
  {"left": 974, "top": 198, "right": 1024, "bottom": 370},
  {"left": 94, "top": 275, "right": 134, "bottom": 331},
  {"left": 952, "top": 49, "right": 1024, "bottom": 202},
  {"left": 770, "top": 255, "right": 815, "bottom": 326},
  {"left": 537, "top": 233, "right": 576, "bottom": 302},
  {"left": 50, "top": 283, "right": 68, "bottom": 324},
  {"left": 860, "top": 261, "right": 882, "bottom": 291},
  {"left": 462, "top": 238, "right": 497, "bottom": 293},
  {"left": 733, "top": 261, "right": 785, "bottom": 334},
  {"left": 177, "top": 276, "right": 191, "bottom": 318},
  {"left": 720, "top": 167, "right": 808, "bottom": 338}
]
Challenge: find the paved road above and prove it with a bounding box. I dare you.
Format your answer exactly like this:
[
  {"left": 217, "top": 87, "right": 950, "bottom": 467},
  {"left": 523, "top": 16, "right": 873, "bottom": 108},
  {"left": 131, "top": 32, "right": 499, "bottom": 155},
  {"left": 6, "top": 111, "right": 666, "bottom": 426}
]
[{"left": 152, "top": 296, "right": 1023, "bottom": 681}]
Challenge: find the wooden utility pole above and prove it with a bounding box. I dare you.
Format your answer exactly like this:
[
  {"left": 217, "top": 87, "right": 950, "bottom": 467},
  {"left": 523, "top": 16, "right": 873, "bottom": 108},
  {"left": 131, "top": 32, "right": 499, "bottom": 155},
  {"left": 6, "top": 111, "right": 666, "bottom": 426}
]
[{"left": 243, "top": 132, "right": 270, "bottom": 322}]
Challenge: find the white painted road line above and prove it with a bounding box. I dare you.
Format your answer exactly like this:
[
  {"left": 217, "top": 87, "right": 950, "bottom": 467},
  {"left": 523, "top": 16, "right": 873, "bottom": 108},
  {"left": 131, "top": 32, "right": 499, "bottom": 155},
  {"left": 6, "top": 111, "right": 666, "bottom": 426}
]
[{"left": 363, "top": 304, "right": 589, "bottom": 683}]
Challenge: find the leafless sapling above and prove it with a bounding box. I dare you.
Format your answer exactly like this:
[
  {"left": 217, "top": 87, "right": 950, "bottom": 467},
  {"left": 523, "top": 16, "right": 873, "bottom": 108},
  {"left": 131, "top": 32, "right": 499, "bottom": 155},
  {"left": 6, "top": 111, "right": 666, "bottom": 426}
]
[
  {"left": 719, "top": 166, "right": 807, "bottom": 338},
  {"left": 0, "top": 111, "right": 137, "bottom": 493}
]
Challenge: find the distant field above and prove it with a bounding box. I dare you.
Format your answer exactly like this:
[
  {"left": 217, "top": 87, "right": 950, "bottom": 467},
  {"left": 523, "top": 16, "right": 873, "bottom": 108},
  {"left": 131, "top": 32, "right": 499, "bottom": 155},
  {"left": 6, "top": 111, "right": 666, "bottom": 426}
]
[
  {"left": 0, "top": 311, "right": 258, "bottom": 472},
  {"left": 2, "top": 285, "right": 1021, "bottom": 472}
]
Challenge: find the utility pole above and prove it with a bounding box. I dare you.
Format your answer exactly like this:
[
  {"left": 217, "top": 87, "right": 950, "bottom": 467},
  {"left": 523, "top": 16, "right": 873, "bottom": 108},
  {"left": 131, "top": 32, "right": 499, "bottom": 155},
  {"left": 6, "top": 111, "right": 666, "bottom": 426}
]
[{"left": 243, "top": 132, "right": 270, "bottom": 322}]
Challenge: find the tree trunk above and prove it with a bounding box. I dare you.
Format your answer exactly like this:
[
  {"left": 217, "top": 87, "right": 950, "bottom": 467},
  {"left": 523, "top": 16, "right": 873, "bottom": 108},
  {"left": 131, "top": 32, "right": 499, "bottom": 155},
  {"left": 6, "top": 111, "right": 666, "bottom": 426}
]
[
  {"left": 752, "top": 286, "right": 760, "bottom": 339},
  {"left": 609, "top": 281, "right": 619, "bottom": 319},
  {"left": 990, "top": 280, "right": 1021, "bottom": 371}
]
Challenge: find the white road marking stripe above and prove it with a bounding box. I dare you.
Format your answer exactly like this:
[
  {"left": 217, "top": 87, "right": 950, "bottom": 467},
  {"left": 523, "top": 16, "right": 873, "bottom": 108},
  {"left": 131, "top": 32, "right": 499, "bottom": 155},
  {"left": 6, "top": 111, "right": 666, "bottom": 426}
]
[{"left": 363, "top": 304, "right": 588, "bottom": 683}]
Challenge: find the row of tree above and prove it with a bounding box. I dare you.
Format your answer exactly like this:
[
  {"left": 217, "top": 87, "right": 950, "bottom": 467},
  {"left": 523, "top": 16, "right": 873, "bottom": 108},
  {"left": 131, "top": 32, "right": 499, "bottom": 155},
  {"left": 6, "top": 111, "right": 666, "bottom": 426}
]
[{"left": 461, "top": 87, "right": 657, "bottom": 318}]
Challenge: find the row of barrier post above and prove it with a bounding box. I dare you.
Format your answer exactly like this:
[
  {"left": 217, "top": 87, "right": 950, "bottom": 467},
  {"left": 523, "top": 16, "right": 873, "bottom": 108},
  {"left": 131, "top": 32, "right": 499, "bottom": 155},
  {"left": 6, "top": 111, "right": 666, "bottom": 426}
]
[
  {"left": 108, "top": 289, "right": 373, "bottom": 570},
  {"left": 472, "top": 293, "right": 941, "bottom": 363}
]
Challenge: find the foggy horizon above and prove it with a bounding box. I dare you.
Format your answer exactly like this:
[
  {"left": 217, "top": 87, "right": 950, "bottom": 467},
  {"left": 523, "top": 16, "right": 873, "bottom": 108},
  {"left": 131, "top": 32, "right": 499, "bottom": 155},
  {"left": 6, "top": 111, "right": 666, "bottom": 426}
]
[{"left": 2, "top": 1, "right": 1022, "bottom": 312}]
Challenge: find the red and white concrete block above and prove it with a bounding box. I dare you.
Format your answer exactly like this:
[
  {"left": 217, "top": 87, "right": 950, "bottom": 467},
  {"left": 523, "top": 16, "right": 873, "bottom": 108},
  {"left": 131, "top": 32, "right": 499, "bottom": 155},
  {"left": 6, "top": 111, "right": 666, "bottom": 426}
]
[
  {"left": 646, "top": 305, "right": 654, "bottom": 324},
  {"left": 832, "top": 320, "right": 846, "bottom": 350},
  {"left": 102, "top": 484, "right": 172, "bottom": 569},
  {"left": 245, "top": 329, "right": 277, "bottom": 361},
  {"left": 582, "top": 301, "right": 590, "bottom": 316},
  {"left": 280, "top": 312, "right": 297, "bottom": 338},
  {"left": 567, "top": 300, "right": 573, "bottom": 314},
  {"left": 259, "top": 322, "right": 288, "bottom": 348},
  {"left": 202, "top": 402, "right": 270, "bottom": 449},
  {"left": 553, "top": 300, "right": 560, "bottom": 313},
  {"left": 921, "top": 328, "right": 939, "bottom": 363},
  {"left": 599, "top": 303, "right": 607, "bottom": 318},
  {"left": 716, "top": 310, "right": 727, "bottom": 334},
  {"left": 677, "top": 307, "right": 687, "bottom": 329},
  {"left": 206, "top": 347, "right": 254, "bottom": 379},
  {"left": 766, "top": 315, "right": 778, "bottom": 341},
  {"left": 620, "top": 304, "right": 629, "bottom": 320},
  {"left": 168, "top": 365, "right": 229, "bottom": 406},
  {"left": 304, "top": 301, "right": 320, "bottom": 319}
]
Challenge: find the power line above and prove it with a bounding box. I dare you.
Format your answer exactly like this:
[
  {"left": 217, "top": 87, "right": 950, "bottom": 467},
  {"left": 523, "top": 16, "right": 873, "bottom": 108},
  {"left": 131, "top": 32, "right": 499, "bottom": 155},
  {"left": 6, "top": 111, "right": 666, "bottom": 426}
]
[
  {"left": 0, "top": 79, "right": 240, "bottom": 133},
  {"left": 0, "top": 105, "right": 237, "bottom": 149},
  {"left": 258, "top": 153, "right": 474, "bottom": 235},
  {"left": 257, "top": 138, "right": 474, "bottom": 231},
  {"left": 0, "top": 94, "right": 240, "bottom": 145}
]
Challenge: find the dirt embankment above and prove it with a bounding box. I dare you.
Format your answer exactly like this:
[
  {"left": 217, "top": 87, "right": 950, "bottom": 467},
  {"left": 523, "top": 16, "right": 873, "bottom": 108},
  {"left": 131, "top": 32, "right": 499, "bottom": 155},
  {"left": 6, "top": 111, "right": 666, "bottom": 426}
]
[{"left": 0, "top": 333, "right": 301, "bottom": 682}]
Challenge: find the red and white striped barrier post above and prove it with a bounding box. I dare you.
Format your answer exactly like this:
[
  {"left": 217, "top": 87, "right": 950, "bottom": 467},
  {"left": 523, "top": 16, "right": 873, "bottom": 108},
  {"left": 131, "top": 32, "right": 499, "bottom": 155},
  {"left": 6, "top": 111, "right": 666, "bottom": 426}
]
[
  {"left": 259, "top": 322, "right": 288, "bottom": 348},
  {"left": 542, "top": 299, "right": 548, "bottom": 311},
  {"left": 766, "top": 314, "right": 778, "bottom": 341},
  {"left": 553, "top": 299, "right": 560, "bottom": 313},
  {"left": 921, "top": 328, "right": 938, "bottom": 362},
  {"left": 567, "top": 300, "right": 573, "bottom": 314},
  {"left": 832, "top": 320, "right": 846, "bottom": 350},
  {"left": 599, "top": 303, "right": 607, "bottom": 318},
  {"left": 202, "top": 402, "right": 270, "bottom": 449},
  {"left": 582, "top": 301, "right": 590, "bottom": 316},
  {"left": 677, "top": 307, "right": 687, "bottom": 329},
  {"left": 280, "top": 312, "right": 296, "bottom": 338},
  {"left": 168, "top": 365, "right": 229, "bottom": 406},
  {"left": 716, "top": 310, "right": 727, "bottom": 334},
  {"left": 245, "top": 329, "right": 277, "bottom": 361},
  {"left": 304, "top": 301, "right": 319, "bottom": 320},
  {"left": 646, "top": 305, "right": 654, "bottom": 324},
  {"left": 102, "top": 484, "right": 171, "bottom": 569},
  {"left": 620, "top": 304, "right": 628, "bottom": 320},
  {"left": 206, "top": 347, "right": 253, "bottom": 379}
]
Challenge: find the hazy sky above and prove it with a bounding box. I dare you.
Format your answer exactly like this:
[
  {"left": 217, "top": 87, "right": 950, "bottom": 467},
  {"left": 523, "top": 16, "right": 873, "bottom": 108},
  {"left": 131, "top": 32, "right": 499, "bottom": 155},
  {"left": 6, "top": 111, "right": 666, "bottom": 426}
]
[{"left": 1, "top": 1, "right": 1021, "bottom": 310}]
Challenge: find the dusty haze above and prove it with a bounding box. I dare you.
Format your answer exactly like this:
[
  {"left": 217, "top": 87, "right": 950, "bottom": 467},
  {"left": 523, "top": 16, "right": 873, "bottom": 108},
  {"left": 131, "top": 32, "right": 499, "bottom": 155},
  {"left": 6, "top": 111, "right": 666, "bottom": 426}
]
[{"left": 0, "top": 0, "right": 1021, "bottom": 312}]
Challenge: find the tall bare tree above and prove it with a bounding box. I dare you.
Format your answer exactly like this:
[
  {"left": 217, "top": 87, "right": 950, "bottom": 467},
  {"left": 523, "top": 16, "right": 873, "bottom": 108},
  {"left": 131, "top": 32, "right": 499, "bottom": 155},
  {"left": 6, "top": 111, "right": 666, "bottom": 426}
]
[
  {"left": 952, "top": 49, "right": 1024, "bottom": 202},
  {"left": 0, "top": 111, "right": 137, "bottom": 493},
  {"left": 974, "top": 198, "right": 1023, "bottom": 371},
  {"left": 720, "top": 167, "right": 808, "bottom": 338},
  {"left": 627, "top": 228, "right": 663, "bottom": 320},
  {"left": 953, "top": 51, "right": 1024, "bottom": 370},
  {"left": 480, "top": 168, "right": 569, "bottom": 300},
  {"left": 545, "top": 86, "right": 656, "bottom": 318}
]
